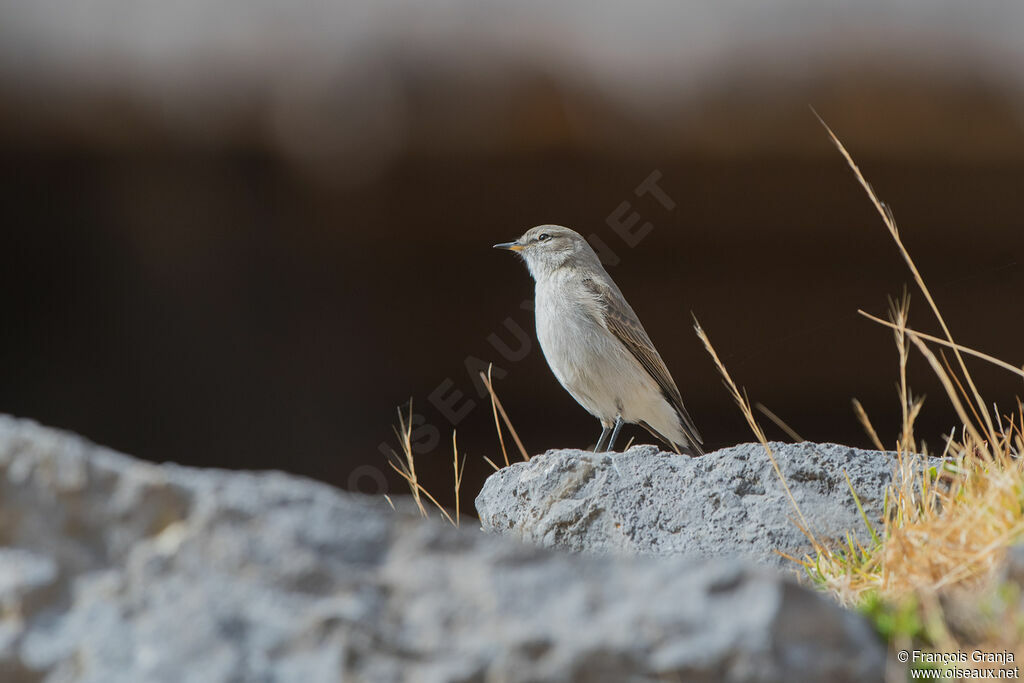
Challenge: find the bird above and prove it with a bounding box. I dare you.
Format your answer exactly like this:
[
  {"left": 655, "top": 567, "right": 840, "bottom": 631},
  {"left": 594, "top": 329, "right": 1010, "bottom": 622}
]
[{"left": 494, "top": 225, "right": 704, "bottom": 456}]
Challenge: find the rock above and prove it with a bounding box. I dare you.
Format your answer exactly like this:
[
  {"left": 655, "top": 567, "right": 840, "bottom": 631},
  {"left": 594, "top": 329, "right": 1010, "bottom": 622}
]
[
  {"left": 0, "top": 416, "right": 884, "bottom": 681},
  {"left": 475, "top": 442, "right": 894, "bottom": 568}
]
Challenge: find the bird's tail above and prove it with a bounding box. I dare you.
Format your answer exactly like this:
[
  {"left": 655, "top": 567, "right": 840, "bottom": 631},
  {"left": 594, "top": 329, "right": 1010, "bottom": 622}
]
[
  {"left": 674, "top": 438, "right": 704, "bottom": 458},
  {"left": 671, "top": 403, "right": 705, "bottom": 457},
  {"left": 639, "top": 420, "right": 705, "bottom": 457}
]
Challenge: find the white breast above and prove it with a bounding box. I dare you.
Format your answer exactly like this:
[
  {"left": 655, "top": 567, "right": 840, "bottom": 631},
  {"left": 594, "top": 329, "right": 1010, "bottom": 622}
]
[{"left": 534, "top": 274, "right": 660, "bottom": 425}]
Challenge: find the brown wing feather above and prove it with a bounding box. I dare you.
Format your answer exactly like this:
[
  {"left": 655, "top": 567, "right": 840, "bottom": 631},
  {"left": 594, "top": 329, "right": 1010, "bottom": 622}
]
[{"left": 583, "top": 278, "right": 704, "bottom": 453}]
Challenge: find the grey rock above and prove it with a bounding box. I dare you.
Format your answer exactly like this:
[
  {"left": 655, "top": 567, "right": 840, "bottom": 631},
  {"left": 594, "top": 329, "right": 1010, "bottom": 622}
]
[
  {"left": 0, "top": 416, "right": 884, "bottom": 682},
  {"left": 475, "top": 442, "right": 894, "bottom": 568}
]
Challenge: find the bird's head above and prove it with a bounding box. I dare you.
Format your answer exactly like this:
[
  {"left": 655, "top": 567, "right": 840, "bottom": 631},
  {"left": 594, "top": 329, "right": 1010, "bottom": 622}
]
[{"left": 493, "top": 225, "right": 597, "bottom": 280}]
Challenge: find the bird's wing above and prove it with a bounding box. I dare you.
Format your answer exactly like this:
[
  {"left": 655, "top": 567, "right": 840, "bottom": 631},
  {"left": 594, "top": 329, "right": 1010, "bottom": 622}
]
[{"left": 582, "top": 277, "right": 704, "bottom": 450}]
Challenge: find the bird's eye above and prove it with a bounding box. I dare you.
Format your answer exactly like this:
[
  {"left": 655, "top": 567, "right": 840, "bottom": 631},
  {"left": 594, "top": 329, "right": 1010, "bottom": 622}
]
[{"left": 537, "top": 233, "right": 551, "bottom": 242}]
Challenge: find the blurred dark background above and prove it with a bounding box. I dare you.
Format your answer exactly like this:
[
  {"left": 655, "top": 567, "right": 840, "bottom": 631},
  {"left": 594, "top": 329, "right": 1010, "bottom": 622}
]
[{"left": 2, "top": 3, "right": 1023, "bottom": 510}]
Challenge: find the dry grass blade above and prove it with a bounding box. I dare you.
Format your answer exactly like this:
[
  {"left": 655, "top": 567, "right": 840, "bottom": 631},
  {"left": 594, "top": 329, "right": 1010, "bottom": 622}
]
[
  {"left": 859, "top": 310, "right": 1024, "bottom": 379},
  {"left": 390, "top": 402, "right": 425, "bottom": 516},
  {"left": 940, "top": 350, "right": 994, "bottom": 444},
  {"left": 755, "top": 402, "right": 805, "bottom": 442},
  {"left": 693, "top": 314, "right": 819, "bottom": 549},
  {"left": 383, "top": 400, "right": 457, "bottom": 526},
  {"left": 852, "top": 399, "right": 886, "bottom": 452},
  {"left": 485, "top": 366, "right": 510, "bottom": 467},
  {"left": 386, "top": 456, "right": 456, "bottom": 526},
  {"left": 889, "top": 290, "right": 915, "bottom": 451},
  {"left": 814, "top": 111, "right": 997, "bottom": 445},
  {"left": 452, "top": 430, "right": 466, "bottom": 527},
  {"left": 480, "top": 364, "right": 529, "bottom": 464},
  {"left": 905, "top": 333, "right": 987, "bottom": 455}
]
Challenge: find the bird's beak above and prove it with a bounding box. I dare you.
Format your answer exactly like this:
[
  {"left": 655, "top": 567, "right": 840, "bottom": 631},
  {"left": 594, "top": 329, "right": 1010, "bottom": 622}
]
[{"left": 493, "top": 241, "right": 523, "bottom": 252}]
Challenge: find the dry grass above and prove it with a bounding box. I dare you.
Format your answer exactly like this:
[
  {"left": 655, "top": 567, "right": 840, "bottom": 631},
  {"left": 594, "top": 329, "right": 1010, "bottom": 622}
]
[
  {"left": 383, "top": 366, "right": 528, "bottom": 526},
  {"left": 808, "top": 116, "right": 1024, "bottom": 608},
  {"left": 479, "top": 363, "right": 530, "bottom": 470},
  {"left": 696, "top": 116, "right": 1024, "bottom": 669},
  {"left": 383, "top": 401, "right": 465, "bottom": 526}
]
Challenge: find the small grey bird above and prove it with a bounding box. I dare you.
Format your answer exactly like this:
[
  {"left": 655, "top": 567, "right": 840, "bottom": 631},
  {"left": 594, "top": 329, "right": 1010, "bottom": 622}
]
[{"left": 495, "top": 225, "right": 704, "bottom": 456}]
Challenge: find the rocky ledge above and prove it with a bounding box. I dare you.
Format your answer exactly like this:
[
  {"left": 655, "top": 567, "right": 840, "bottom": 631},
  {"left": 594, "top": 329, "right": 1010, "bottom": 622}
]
[
  {"left": 0, "top": 416, "right": 884, "bottom": 681},
  {"left": 475, "top": 442, "right": 895, "bottom": 568}
]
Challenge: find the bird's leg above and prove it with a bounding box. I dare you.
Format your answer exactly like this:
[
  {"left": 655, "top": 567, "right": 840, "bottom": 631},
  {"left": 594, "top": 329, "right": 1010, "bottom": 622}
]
[
  {"left": 594, "top": 423, "right": 611, "bottom": 453},
  {"left": 606, "top": 415, "right": 624, "bottom": 452}
]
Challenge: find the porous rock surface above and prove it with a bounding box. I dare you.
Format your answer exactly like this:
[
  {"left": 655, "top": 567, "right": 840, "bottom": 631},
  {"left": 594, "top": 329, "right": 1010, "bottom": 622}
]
[
  {"left": 0, "top": 416, "right": 885, "bottom": 682},
  {"left": 475, "top": 442, "right": 894, "bottom": 568}
]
